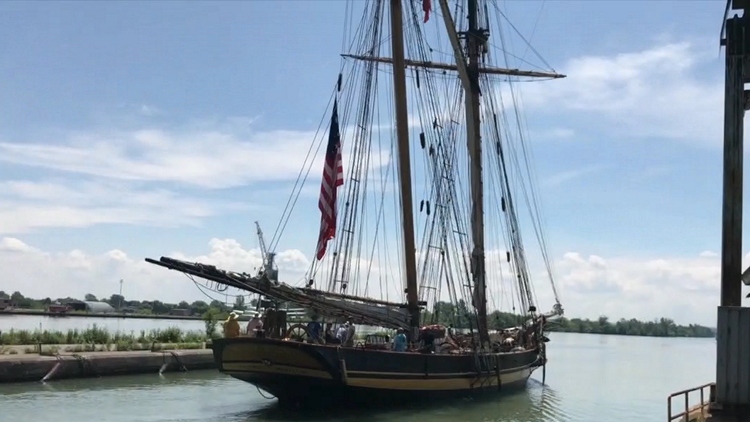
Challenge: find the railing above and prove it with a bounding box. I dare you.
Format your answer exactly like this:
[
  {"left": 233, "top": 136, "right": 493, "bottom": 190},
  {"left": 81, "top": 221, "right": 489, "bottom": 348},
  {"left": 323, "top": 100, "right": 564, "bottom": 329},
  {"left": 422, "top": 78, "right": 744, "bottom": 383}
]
[{"left": 667, "top": 383, "right": 715, "bottom": 421}]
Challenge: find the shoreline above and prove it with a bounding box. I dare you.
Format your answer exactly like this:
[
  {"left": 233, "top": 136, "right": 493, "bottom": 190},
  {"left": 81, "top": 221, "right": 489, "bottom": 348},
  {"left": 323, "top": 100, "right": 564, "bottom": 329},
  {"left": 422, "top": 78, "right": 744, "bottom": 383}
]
[
  {"left": 0, "top": 309, "right": 716, "bottom": 339},
  {"left": 0, "top": 348, "right": 216, "bottom": 384},
  {"left": 0, "top": 309, "right": 203, "bottom": 321}
]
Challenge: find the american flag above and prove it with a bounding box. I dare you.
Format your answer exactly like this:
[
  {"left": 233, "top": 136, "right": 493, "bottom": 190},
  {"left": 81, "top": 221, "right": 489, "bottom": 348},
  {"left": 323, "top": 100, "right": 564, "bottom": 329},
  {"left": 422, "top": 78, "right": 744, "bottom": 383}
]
[
  {"left": 315, "top": 100, "right": 344, "bottom": 260},
  {"left": 423, "top": 0, "right": 432, "bottom": 23}
]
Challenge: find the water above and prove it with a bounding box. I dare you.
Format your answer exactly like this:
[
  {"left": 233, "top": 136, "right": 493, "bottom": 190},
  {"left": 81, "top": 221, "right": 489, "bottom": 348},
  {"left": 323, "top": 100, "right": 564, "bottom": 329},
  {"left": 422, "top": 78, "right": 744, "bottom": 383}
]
[
  {"left": 0, "top": 314, "right": 206, "bottom": 333},
  {"left": 0, "top": 331, "right": 715, "bottom": 422}
]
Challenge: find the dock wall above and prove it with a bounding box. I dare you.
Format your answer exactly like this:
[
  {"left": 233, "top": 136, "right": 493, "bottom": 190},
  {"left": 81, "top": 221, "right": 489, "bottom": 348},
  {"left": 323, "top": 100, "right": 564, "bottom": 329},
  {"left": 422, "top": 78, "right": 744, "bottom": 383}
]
[{"left": 0, "top": 349, "right": 216, "bottom": 383}]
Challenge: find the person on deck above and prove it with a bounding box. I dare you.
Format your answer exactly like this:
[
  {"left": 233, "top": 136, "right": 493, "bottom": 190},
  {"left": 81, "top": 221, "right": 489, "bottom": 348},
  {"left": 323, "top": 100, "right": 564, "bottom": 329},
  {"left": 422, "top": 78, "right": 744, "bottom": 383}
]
[
  {"left": 306, "top": 315, "right": 323, "bottom": 344},
  {"left": 224, "top": 312, "right": 241, "bottom": 338},
  {"left": 336, "top": 323, "right": 349, "bottom": 344},
  {"left": 419, "top": 329, "right": 436, "bottom": 354},
  {"left": 324, "top": 323, "right": 340, "bottom": 344},
  {"left": 246, "top": 312, "right": 263, "bottom": 337},
  {"left": 344, "top": 322, "right": 356, "bottom": 347},
  {"left": 393, "top": 329, "right": 407, "bottom": 352}
]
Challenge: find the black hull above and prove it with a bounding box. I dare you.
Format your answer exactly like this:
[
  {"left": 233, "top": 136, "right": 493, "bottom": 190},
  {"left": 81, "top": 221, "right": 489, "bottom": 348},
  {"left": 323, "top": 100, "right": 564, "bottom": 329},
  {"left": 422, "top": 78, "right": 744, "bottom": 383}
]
[{"left": 211, "top": 337, "right": 543, "bottom": 408}]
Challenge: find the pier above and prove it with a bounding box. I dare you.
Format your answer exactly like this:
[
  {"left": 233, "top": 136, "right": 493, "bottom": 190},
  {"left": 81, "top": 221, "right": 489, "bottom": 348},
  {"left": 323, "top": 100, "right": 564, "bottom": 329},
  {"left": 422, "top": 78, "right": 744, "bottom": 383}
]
[
  {"left": 667, "top": 1, "right": 750, "bottom": 420},
  {"left": 0, "top": 349, "right": 216, "bottom": 383}
]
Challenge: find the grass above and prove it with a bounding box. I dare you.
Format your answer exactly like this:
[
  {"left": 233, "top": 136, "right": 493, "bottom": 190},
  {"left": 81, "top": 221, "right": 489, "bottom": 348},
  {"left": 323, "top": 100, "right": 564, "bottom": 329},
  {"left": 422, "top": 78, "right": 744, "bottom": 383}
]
[{"left": 0, "top": 324, "right": 208, "bottom": 346}]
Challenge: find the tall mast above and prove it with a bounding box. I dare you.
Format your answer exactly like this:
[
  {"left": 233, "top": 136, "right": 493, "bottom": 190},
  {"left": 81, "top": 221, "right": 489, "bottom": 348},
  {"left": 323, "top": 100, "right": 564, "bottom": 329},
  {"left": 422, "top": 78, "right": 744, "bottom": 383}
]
[
  {"left": 389, "top": 0, "right": 420, "bottom": 333},
  {"left": 466, "top": 0, "right": 489, "bottom": 345},
  {"left": 436, "top": 0, "right": 489, "bottom": 345}
]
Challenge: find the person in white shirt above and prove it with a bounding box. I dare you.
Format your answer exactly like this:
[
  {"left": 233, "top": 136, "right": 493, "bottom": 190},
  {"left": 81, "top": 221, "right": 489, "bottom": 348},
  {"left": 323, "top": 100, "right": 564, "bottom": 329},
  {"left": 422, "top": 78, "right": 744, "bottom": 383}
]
[
  {"left": 246, "top": 313, "right": 263, "bottom": 337},
  {"left": 336, "top": 323, "right": 349, "bottom": 344}
]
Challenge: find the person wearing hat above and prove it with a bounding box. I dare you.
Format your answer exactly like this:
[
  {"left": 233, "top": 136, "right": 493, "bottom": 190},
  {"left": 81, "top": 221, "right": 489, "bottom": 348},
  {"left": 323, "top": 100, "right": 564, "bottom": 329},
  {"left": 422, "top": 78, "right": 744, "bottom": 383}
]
[{"left": 224, "top": 311, "right": 241, "bottom": 338}]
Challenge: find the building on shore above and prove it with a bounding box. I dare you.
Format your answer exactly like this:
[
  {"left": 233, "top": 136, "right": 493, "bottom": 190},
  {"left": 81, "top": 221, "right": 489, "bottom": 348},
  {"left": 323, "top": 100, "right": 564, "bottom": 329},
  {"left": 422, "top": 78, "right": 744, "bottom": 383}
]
[{"left": 61, "top": 299, "right": 116, "bottom": 314}]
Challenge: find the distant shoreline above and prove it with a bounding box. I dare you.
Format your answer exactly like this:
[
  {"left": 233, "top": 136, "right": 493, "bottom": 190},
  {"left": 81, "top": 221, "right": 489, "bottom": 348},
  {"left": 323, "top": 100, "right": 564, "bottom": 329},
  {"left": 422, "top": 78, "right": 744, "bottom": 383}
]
[
  {"left": 0, "top": 309, "right": 717, "bottom": 339},
  {"left": 0, "top": 309, "right": 203, "bottom": 321}
]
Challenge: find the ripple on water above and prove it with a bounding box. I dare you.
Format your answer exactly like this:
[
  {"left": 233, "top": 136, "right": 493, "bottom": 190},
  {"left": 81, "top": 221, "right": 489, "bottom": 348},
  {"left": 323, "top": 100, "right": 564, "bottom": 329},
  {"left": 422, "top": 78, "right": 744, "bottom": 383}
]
[{"left": 0, "top": 333, "right": 716, "bottom": 422}]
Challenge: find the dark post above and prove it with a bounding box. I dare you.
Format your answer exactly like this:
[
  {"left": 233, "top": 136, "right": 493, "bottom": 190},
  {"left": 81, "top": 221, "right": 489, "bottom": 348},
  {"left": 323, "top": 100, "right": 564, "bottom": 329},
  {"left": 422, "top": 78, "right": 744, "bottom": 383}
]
[
  {"left": 714, "top": 1, "right": 750, "bottom": 417},
  {"left": 720, "top": 12, "right": 745, "bottom": 309}
]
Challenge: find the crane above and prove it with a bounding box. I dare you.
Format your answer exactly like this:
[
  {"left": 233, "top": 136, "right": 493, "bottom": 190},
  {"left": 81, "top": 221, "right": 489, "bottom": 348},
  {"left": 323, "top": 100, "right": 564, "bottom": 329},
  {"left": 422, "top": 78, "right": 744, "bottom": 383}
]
[{"left": 255, "top": 221, "right": 278, "bottom": 285}]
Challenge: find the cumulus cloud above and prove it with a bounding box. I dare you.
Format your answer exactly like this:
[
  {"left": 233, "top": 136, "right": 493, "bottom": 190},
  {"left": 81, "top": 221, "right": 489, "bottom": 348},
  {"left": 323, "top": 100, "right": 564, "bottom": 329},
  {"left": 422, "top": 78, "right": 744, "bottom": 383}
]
[
  {"left": 553, "top": 250, "right": 750, "bottom": 327},
  {"left": 517, "top": 40, "right": 723, "bottom": 146},
  {"left": 0, "top": 237, "right": 310, "bottom": 306},
  {"left": 0, "top": 236, "right": 741, "bottom": 327}
]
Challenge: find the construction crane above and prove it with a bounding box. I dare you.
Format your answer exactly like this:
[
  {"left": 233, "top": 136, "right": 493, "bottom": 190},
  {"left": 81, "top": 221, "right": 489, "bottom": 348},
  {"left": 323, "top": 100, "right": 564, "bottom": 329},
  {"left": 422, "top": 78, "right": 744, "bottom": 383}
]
[{"left": 255, "top": 221, "right": 278, "bottom": 285}]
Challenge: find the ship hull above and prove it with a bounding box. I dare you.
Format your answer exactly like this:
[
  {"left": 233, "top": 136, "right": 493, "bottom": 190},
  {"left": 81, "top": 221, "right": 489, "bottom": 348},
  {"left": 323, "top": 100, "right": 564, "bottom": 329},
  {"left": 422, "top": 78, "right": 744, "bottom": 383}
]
[{"left": 211, "top": 337, "right": 542, "bottom": 408}]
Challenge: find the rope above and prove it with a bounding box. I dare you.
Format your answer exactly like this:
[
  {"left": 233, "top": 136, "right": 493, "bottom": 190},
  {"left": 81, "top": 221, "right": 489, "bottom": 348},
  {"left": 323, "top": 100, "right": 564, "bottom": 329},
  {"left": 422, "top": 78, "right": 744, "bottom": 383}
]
[
  {"left": 256, "top": 386, "right": 275, "bottom": 400},
  {"left": 168, "top": 351, "right": 187, "bottom": 372}
]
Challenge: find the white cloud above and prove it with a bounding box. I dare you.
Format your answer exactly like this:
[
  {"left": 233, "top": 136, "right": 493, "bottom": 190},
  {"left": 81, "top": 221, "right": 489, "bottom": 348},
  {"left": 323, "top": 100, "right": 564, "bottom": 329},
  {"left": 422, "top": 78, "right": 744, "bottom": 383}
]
[
  {"left": 0, "top": 116, "right": 392, "bottom": 190},
  {"left": 516, "top": 40, "right": 723, "bottom": 146},
  {"left": 0, "top": 236, "right": 740, "bottom": 327},
  {"left": 0, "top": 237, "right": 310, "bottom": 305},
  {"left": 138, "top": 104, "right": 163, "bottom": 117},
  {"left": 0, "top": 112, "right": 396, "bottom": 233},
  {"left": 553, "top": 250, "right": 750, "bottom": 326},
  {"left": 542, "top": 164, "right": 609, "bottom": 188},
  {"left": 0, "top": 179, "right": 249, "bottom": 234},
  {"left": 0, "top": 127, "right": 320, "bottom": 189}
]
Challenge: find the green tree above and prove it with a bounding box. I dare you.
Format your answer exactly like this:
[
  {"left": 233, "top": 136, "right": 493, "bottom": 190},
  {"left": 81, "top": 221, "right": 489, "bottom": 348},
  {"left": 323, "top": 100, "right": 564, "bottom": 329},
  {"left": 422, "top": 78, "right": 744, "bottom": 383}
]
[
  {"left": 108, "top": 294, "right": 124, "bottom": 309},
  {"left": 84, "top": 293, "right": 98, "bottom": 301},
  {"left": 209, "top": 300, "right": 228, "bottom": 312},
  {"left": 151, "top": 300, "right": 170, "bottom": 315},
  {"left": 190, "top": 300, "right": 209, "bottom": 315},
  {"left": 234, "top": 296, "right": 246, "bottom": 311},
  {"left": 203, "top": 308, "right": 221, "bottom": 338}
]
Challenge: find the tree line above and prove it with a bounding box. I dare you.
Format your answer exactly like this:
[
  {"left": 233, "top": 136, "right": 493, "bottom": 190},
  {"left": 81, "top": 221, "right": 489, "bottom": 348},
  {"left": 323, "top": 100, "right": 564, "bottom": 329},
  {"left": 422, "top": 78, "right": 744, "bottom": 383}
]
[
  {"left": 422, "top": 300, "right": 715, "bottom": 338},
  {"left": 0, "top": 291, "right": 716, "bottom": 338},
  {"left": 0, "top": 290, "right": 240, "bottom": 317}
]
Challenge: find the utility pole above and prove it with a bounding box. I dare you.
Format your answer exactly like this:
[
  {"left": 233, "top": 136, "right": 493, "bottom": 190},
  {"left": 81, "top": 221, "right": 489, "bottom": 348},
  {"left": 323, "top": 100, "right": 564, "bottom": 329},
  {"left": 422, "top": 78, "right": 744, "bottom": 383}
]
[{"left": 118, "top": 279, "right": 123, "bottom": 311}]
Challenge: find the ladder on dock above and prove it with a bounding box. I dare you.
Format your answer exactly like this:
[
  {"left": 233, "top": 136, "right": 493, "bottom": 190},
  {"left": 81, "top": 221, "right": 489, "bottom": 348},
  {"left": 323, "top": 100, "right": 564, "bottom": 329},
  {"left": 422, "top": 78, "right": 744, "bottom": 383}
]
[{"left": 668, "top": 383, "right": 715, "bottom": 422}]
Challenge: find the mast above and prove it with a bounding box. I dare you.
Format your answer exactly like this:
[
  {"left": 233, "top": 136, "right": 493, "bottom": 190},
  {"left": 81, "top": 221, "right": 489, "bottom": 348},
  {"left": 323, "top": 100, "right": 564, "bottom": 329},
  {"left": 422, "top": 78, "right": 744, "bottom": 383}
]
[
  {"left": 466, "top": 0, "right": 490, "bottom": 345},
  {"left": 436, "top": 0, "right": 489, "bottom": 345},
  {"left": 389, "top": 0, "right": 420, "bottom": 333}
]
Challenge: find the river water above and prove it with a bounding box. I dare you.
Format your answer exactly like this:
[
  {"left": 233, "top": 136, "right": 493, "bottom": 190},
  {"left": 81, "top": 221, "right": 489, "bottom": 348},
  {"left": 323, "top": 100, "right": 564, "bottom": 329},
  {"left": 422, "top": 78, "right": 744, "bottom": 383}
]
[
  {"left": 0, "top": 314, "right": 207, "bottom": 333},
  {"left": 0, "top": 315, "right": 715, "bottom": 422}
]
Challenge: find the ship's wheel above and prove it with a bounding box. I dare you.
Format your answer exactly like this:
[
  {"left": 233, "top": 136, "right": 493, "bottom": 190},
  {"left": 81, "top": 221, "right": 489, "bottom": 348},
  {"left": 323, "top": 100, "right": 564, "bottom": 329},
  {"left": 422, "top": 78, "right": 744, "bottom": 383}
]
[{"left": 284, "top": 324, "right": 310, "bottom": 342}]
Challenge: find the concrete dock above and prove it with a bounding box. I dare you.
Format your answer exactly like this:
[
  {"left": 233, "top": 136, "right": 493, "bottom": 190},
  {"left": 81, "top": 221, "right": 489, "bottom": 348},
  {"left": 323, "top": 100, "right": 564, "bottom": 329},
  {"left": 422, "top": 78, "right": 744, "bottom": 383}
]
[{"left": 0, "top": 349, "right": 216, "bottom": 383}]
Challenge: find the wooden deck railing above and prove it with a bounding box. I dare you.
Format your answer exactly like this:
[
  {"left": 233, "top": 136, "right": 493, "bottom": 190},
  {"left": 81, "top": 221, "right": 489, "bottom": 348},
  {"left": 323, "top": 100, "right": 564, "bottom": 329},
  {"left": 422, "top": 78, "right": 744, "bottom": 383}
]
[{"left": 667, "top": 383, "right": 715, "bottom": 421}]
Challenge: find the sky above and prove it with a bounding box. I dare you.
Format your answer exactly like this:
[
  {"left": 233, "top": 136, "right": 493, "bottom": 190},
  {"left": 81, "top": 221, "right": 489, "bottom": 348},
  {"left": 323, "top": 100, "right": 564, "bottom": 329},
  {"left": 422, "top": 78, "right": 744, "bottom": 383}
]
[{"left": 0, "top": 0, "right": 745, "bottom": 327}]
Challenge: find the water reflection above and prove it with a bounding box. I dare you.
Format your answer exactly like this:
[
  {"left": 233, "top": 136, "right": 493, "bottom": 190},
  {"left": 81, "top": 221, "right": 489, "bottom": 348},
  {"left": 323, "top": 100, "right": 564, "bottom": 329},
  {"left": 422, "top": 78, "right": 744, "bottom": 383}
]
[
  {"left": 233, "top": 379, "right": 569, "bottom": 422},
  {"left": 1, "top": 370, "right": 571, "bottom": 422},
  {"left": 0, "top": 370, "right": 216, "bottom": 396},
  {"left": 0, "top": 333, "right": 717, "bottom": 422}
]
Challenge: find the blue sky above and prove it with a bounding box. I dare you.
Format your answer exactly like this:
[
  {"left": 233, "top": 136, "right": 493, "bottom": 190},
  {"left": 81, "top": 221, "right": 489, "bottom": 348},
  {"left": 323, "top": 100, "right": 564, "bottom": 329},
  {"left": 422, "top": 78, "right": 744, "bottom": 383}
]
[{"left": 0, "top": 0, "right": 742, "bottom": 326}]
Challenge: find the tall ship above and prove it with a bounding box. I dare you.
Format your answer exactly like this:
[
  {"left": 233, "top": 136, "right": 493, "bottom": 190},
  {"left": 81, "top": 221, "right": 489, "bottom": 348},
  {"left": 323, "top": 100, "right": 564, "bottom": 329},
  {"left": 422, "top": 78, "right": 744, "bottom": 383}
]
[{"left": 148, "top": 0, "right": 565, "bottom": 408}]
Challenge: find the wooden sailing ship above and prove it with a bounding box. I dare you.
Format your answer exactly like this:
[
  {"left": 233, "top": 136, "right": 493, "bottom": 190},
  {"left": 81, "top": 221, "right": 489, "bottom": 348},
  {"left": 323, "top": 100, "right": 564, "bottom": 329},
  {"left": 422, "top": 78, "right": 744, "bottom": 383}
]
[{"left": 147, "top": 0, "right": 565, "bottom": 408}]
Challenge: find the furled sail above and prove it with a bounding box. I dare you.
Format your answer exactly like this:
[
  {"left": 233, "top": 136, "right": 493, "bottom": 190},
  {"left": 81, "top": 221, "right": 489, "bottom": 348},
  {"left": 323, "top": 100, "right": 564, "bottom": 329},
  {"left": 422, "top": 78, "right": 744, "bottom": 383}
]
[{"left": 145, "top": 257, "right": 412, "bottom": 329}]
